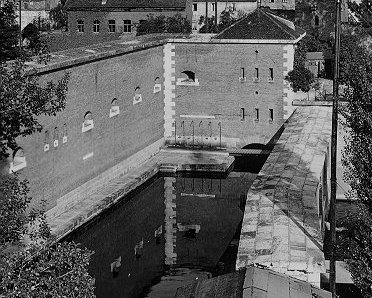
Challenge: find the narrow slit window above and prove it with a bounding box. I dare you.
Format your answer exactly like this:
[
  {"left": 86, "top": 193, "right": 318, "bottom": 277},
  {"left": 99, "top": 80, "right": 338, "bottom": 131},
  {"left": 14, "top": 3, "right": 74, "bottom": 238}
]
[
  {"left": 269, "top": 68, "right": 274, "bottom": 80},
  {"left": 240, "top": 67, "right": 245, "bottom": 78},
  {"left": 269, "top": 109, "right": 274, "bottom": 121},
  {"left": 53, "top": 127, "right": 59, "bottom": 147},
  {"left": 44, "top": 130, "right": 50, "bottom": 151},
  {"left": 63, "top": 123, "right": 68, "bottom": 143},
  {"left": 255, "top": 68, "right": 259, "bottom": 79},
  {"left": 255, "top": 108, "right": 259, "bottom": 121},
  {"left": 240, "top": 108, "right": 245, "bottom": 121}
]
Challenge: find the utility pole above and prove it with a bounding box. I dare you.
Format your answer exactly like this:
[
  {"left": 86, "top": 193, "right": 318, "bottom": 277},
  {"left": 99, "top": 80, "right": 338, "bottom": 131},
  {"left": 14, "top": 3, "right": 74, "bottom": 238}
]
[
  {"left": 330, "top": 0, "right": 341, "bottom": 297},
  {"left": 205, "top": 0, "right": 209, "bottom": 33},
  {"left": 19, "top": 0, "right": 22, "bottom": 50},
  {"left": 214, "top": 0, "right": 217, "bottom": 31}
]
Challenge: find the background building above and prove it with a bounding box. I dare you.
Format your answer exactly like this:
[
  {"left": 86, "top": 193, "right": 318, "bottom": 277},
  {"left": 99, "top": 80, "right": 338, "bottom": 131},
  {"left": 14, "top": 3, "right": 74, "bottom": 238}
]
[
  {"left": 191, "top": 0, "right": 257, "bottom": 31},
  {"left": 64, "top": 0, "right": 193, "bottom": 36}
]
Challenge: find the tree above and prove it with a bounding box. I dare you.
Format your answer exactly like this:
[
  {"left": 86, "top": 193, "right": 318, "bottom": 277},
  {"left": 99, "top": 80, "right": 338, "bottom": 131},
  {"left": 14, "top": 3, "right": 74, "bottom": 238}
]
[
  {"left": 338, "top": 32, "right": 372, "bottom": 297},
  {"left": 0, "top": 0, "right": 19, "bottom": 61},
  {"left": 136, "top": 13, "right": 191, "bottom": 36},
  {"left": 0, "top": 7, "right": 95, "bottom": 294},
  {"left": 0, "top": 59, "right": 69, "bottom": 159},
  {"left": 49, "top": 3, "right": 68, "bottom": 30},
  {"left": 285, "top": 64, "right": 315, "bottom": 92},
  {"left": 349, "top": 0, "right": 372, "bottom": 28}
]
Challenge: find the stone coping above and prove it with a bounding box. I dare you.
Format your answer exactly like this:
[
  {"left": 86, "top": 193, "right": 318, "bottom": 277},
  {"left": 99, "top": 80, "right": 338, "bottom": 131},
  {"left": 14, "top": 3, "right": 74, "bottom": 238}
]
[
  {"left": 236, "top": 106, "right": 332, "bottom": 285},
  {"left": 46, "top": 146, "right": 234, "bottom": 242}
]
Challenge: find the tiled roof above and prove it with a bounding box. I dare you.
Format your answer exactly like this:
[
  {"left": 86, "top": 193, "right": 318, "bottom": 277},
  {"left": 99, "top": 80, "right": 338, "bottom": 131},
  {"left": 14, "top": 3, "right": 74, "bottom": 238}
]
[
  {"left": 215, "top": 8, "right": 305, "bottom": 40},
  {"left": 236, "top": 106, "right": 333, "bottom": 283},
  {"left": 64, "top": 0, "right": 187, "bottom": 10},
  {"left": 175, "top": 266, "right": 332, "bottom": 298}
]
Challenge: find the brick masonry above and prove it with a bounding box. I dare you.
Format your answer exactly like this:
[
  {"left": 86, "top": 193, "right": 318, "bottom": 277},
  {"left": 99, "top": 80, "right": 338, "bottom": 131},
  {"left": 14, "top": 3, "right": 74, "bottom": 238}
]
[
  {"left": 10, "top": 45, "right": 166, "bottom": 211},
  {"left": 4, "top": 35, "right": 298, "bottom": 212},
  {"left": 172, "top": 42, "right": 287, "bottom": 148}
]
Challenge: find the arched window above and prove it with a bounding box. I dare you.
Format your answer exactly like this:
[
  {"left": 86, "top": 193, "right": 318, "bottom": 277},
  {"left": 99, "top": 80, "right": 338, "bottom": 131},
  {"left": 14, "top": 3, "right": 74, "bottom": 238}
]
[
  {"left": 53, "top": 127, "right": 59, "bottom": 147},
  {"left": 133, "top": 87, "right": 142, "bottom": 105},
  {"left": 44, "top": 130, "right": 50, "bottom": 151},
  {"left": 82, "top": 111, "right": 94, "bottom": 132},
  {"left": 153, "top": 77, "right": 161, "bottom": 93},
  {"left": 77, "top": 20, "right": 84, "bottom": 33},
  {"left": 62, "top": 123, "right": 68, "bottom": 143},
  {"left": 176, "top": 71, "right": 199, "bottom": 86},
  {"left": 93, "top": 20, "right": 100, "bottom": 33},
  {"left": 109, "top": 98, "right": 120, "bottom": 117},
  {"left": 9, "top": 148, "right": 26, "bottom": 173}
]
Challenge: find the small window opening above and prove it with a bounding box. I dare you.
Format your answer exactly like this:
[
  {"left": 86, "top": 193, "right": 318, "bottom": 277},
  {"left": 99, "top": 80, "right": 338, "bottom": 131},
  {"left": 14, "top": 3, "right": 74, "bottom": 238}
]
[
  {"left": 255, "top": 91, "right": 259, "bottom": 95},
  {"left": 10, "top": 148, "right": 26, "bottom": 173},
  {"left": 123, "top": 19, "right": 132, "bottom": 33},
  {"left": 134, "top": 240, "right": 143, "bottom": 259},
  {"left": 182, "top": 71, "right": 195, "bottom": 82},
  {"left": 93, "top": 20, "right": 100, "bottom": 33},
  {"left": 183, "top": 228, "right": 197, "bottom": 239},
  {"left": 240, "top": 67, "right": 245, "bottom": 78},
  {"left": 44, "top": 130, "right": 50, "bottom": 151},
  {"left": 269, "top": 109, "right": 274, "bottom": 121},
  {"left": 255, "top": 108, "right": 259, "bottom": 121},
  {"left": 133, "top": 87, "right": 142, "bottom": 105},
  {"left": 108, "top": 20, "right": 116, "bottom": 32},
  {"left": 13, "top": 148, "right": 25, "bottom": 167},
  {"left": 82, "top": 111, "right": 94, "bottom": 132},
  {"left": 240, "top": 108, "right": 245, "bottom": 121},
  {"left": 110, "top": 98, "right": 120, "bottom": 117},
  {"left": 53, "top": 127, "right": 59, "bottom": 147},
  {"left": 63, "top": 123, "right": 68, "bottom": 143},
  {"left": 255, "top": 68, "right": 259, "bottom": 79},
  {"left": 77, "top": 20, "right": 84, "bottom": 32},
  {"left": 193, "top": 3, "right": 197, "bottom": 11},
  {"left": 269, "top": 68, "right": 274, "bottom": 80},
  {"left": 212, "top": 2, "right": 216, "bottom": 11},
  {"left": 110, "top": 256, "right": 121, "bottom": 278},
  {"left": 314, "top": 15, "right": 320, "bottom": 26},
  {"left": 154, "top": 77, "right": 161, "bottom": 93}
]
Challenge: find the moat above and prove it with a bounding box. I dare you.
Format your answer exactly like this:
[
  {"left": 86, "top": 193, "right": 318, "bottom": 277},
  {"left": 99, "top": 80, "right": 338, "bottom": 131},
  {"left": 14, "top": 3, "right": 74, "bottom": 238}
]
[{"left": 61, "top": 157, "right": 264, "bottom": 298}]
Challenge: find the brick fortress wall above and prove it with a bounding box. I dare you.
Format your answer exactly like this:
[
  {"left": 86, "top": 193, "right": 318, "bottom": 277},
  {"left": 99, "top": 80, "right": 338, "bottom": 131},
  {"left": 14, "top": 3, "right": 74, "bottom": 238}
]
[
  {"left": 11, "top": 45, "right": 166, "bottom": 210},
  {"left": 5, "top": 37, "right": 296, "bottom": 211},
  {"left": 164, "top": 41, "right": 292, "bottom": 148}
]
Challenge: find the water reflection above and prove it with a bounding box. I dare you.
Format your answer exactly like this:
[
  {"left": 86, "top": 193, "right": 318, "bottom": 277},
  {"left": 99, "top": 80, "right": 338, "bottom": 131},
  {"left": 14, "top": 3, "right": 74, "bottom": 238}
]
[{"left": 63, "top": 172, "right": 257, "bottom": 298}]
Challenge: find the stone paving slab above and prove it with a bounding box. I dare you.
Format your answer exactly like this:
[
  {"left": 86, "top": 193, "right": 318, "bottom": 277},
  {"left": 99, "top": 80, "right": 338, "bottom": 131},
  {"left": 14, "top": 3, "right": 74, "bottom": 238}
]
[
  {"left": 236, "top": 106, "right": 332, "bottom": 287},
  {"left": 46, "top": 147, "right": 234, "bottom": 241}
]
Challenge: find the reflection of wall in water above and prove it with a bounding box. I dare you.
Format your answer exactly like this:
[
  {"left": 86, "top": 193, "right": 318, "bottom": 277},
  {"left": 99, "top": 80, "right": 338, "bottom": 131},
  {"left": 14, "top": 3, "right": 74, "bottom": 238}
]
[
  {"left": 173, "top": 175, "right": 254, "bottom": 268},
  {"left": 67, "top": 177, "right": 165, "bottom": 298}
]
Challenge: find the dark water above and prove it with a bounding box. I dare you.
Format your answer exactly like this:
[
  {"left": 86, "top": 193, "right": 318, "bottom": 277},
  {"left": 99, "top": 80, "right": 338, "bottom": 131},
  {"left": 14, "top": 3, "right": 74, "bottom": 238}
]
[{"left": 62, "top": 170, "right": 258, "bottom": 298}]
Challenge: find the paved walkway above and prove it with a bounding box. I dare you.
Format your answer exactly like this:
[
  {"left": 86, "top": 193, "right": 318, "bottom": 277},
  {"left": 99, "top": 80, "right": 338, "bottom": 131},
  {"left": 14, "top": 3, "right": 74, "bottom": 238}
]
[
  {"left": 236, "top": 105, "right": 333, "bottom": 286},
  {"left": 46, "top": 148, "right": 234, "bottom": 241}
]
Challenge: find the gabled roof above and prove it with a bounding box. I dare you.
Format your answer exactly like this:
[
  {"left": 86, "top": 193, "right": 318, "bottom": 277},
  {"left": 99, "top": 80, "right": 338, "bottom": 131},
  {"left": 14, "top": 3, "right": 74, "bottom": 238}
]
[
  {"left": 64, "top": 0, "right": 187, "bottom": 10},
  {"left": 175, "top": 266, "right": 332, "bottom": 298},
  {"left": 215, "top": 8, "right": 305, "bottom": 41}
]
